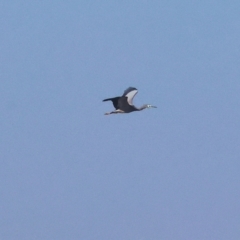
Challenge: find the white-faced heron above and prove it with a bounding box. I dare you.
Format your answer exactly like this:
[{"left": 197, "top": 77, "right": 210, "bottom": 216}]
[{"left": 103, "top": 87, "right": 157, "bottom": 115}]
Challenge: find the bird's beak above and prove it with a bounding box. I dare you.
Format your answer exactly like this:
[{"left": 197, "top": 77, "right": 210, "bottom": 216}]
[{"left": 151, "top": 106, "right": 157, "bottom": 108}]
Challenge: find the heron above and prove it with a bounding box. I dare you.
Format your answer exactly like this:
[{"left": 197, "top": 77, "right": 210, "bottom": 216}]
[{"left": 103, "top": 87, "right": 157, "bottom": 115}]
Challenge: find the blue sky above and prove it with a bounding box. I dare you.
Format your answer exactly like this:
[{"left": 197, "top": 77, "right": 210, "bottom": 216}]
[{"left": 1, "top": 1, "right": 240, "bottom": 239}]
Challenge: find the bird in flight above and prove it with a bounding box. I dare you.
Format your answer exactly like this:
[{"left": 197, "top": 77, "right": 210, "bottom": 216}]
[{"left": 103, "top": 87, "right": 157, "bottom": 115}]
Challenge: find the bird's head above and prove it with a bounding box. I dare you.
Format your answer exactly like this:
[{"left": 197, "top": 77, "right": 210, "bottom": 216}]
[
  {"left": 146, "top": 104, "right": 157, "bottom": 109},
  {"left": 140, "top": 104, "right": 157, "bottom": 110}
]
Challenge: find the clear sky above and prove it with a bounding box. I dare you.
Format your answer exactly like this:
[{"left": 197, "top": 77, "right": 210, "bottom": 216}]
[{"left": 1, "top": 1, "right": 240, "bottom": 239}]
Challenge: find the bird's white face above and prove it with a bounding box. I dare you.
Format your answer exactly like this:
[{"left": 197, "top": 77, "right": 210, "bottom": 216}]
[{"left": 147, "top": 104, "right": 157, "bottom": 108}]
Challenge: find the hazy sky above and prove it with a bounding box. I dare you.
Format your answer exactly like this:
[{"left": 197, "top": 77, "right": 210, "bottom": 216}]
[{"left": 1, "top": 1, "right": 240, "bottom": 239}]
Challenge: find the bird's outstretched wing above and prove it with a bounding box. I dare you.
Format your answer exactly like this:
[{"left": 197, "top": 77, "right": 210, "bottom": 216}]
[
  {"left": 122, "top": 87, "right": 138, "bottom": 105},
  {"left": 102, "top": 97, "right": 120, "bottom": 109}
]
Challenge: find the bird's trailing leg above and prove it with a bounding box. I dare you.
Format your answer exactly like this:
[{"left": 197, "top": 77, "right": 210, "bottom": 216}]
[{"left": 104, "top": 109, "right": 124, "bottom": 115}]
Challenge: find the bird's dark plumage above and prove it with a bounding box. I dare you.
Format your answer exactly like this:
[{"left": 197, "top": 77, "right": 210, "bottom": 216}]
[
  {"left": 102, "top": 97, "right": 120, "bottom": 109},
  {"left": 103, "top": 87, "right": 156, "bottom": 115}
]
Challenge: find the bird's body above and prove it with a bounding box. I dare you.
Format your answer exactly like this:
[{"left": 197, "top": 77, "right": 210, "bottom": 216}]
[{"left": 103, "top": 87, "right": 156, "bottom": 115}]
